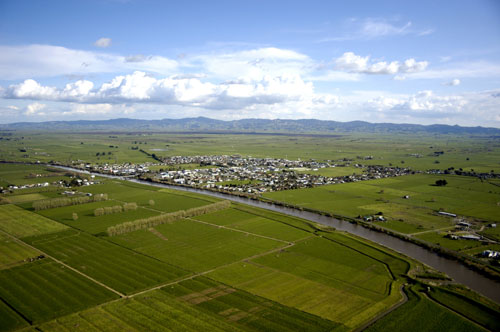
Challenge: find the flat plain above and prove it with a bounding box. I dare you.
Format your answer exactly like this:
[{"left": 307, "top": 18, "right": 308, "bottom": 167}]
[{"left": 0, "top": 131, "right": 499, "bottom": 331}]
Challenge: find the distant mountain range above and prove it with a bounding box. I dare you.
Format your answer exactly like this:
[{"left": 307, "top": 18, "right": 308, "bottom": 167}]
[{"left": 1, "top": 117, "right": 499, "bottom": 135}]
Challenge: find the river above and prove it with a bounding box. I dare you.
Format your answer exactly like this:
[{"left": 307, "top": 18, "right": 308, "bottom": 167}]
[{"left": 54, "top": 166, "right": 500, "bottom": 303}]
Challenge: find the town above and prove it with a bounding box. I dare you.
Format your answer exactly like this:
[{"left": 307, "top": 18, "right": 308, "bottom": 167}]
[{"left": 75, "top": 155, "right": 417, "bottom": 194}]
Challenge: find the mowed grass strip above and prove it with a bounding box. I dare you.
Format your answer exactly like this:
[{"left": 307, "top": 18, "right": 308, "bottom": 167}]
[
  {"left": 0, "top": 232, "right": 40, "bottom": 270},
  {"left": 0, "top": 259, "right": 118, "bottom": 324},
  {"left": 109, "top": 218, "right": 283, "bottom": 272},
  {"left": 0, "top": 204, "right": 67, "bottom": 238},
  {"left": 193, "top": 208, "right": 310, "bottom": 242},
  {"left": 23, "top": 229, "right": 189, "bottom": 295},
  {"left": 161, "top": 276, "right": 341, "bottom": 332}
]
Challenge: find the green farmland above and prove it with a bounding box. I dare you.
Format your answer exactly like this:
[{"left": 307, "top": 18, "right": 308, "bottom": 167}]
[
  {"left": 265, "top": 173, "right": 500, "bottom": 254},
  {"left": 0, "top": 142, "right": 499, "bottom": 331},
  {"left": 0, "top": 259, "right": 117, "bottom": 324},
  {"left": 1, "top": 132, "right": 500, "bottom": 174}
]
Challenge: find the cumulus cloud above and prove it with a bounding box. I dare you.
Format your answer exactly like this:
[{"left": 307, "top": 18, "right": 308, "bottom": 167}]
[
  {"left": 25, "top": 102, "right": 47, "bottom": 116},
  {"left": 366, "top": 90, "right": 467, "bottom": 117},
  {"left": 94, "top": 37, "right": 111, "bottom": 48},
  {"left": 334, "top": 52, "right": 428, "bottom": 75},
  {"left": 444, "top": 78, "right": 461, "bottom": 86},
  {"left": 2, "top": 71, "right": 337, "bottom": 111}
]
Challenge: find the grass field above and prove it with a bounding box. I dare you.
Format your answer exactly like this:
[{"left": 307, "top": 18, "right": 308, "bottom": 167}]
[
  {"left": 30, "top": 277, "right": 339, "bottom": 332},
  {"left": 0, "top": 259, "right": 118, "bottom": 324},
  {"left": 0, "top": 152, "right": 498, "bottom": 331},
  {"left": 160, "top": 276, "right": 341, "bottom": 331},
  {"left": 23, "top": 229, "right": 189, "bottom": 294},
  {"left": 208, "top": 236, "right": 402, "bottom": 329},
  {"left": 37, "top": 200, "right": 161, "bottom": 234},
  {"left": 297, "top": 166, "right": 363, "bottom": 177},
  {"left": 81, "top": 180, "right": 216, "bottom": 212},
  {"left": 109, "top": 218, "right": 284, "bottom": 272},
  {"left": 193, "top": 207, "right": 310, "bottom": 242},
  {"left": 0, "top": 232, "right": 40, "bottom": 270},
  {"left": 0, "top": 300, "right": 27, "bottom": 332},
  {"left": 0, "top": 204, "right": 67, "bottom": 238},
  {"left": 365, "top": 285, "right": 486, "bottom": 332},
  {"left": 264, "top": 173, "right": 500, "bottom": 253},
  {"left": 1, "top": 132, "right": 499, "bottom": 174},
  {"left": 427, "top": 287, "right": 500, "bottom": 331},
  {"left": 0, "top": 164, "right": 69, "bottom": 187}
]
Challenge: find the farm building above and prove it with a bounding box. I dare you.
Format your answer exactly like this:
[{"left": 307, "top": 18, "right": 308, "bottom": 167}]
[
  {"left": 481, "top": 250, "right": 500, "bottom": 258},
  {"left": 459, "top": 234, "right": 481, "bottom": 241},
  {"left": 438, "top": 211, "right": 457, "bottom": 217}
]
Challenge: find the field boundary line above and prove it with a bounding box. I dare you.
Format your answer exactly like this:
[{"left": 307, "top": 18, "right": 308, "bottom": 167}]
[
  {"left": 422, "top": 291, "right": 491, "bottom": 331},
  {"left": 410, "top": 226, "right": 455, "bottom": 236},
  {"left": 129, "top": 241, "right": 295, "bottom": 298},
  {"left": 353, "top": 284, "right": 408, "bottom": 332},
  {"left": 185, "top": 217, "right": 290, "bottom": 244},
  {"left": 0, "top": 229, "right": 126, "bottom": 299}
]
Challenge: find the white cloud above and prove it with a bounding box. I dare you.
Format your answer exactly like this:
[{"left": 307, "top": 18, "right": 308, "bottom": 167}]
[
  {"left": 319, "top": 18, "right": 433, "bottom": 42},
  {"left": 2, "top": 71, "right": 337, "bottom": 111},
  {"left": 334, "top": 52, "right": 428, "bottom": 75},
  {"left": 188, "top": 47, "right": 313, "bottom": 81},
  {"left": 94, "top": 37, "right": 112, "bottom": 48},
  {"left": 366, "top": 90, "right": 468, "bottom": 118},
  {"left": 0, "top": 45, "right": 178, "bottom": 80},
  {"left": 360, "top": 19, "right": 412, "bottom": 38},
  {"left": 25, "top": 102, "right": 46, "bottom": 116},
  {"left": 444, "top": 78, "right": 461, "bottom": 86},
  {"left": 408, "top": 61, "right": 500, "bottom": 80}
]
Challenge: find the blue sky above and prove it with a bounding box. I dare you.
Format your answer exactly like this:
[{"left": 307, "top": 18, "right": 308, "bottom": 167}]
[{"left": 0, "top": 0, "right": 499, "bottom": 126}]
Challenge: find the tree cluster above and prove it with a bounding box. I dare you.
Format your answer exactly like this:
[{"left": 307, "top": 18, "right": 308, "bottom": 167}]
[
  {"left": 94, "top": 205, "right": 123, "bottom": 216},
  {"left": 107, "top": 200, "right": 230, "bottom": 236},
  {"left": 435, "top": 179, "right": 448, "bottom": 186},
  {"left": 33, "top": 194, "right": 108, "bottom": 211},
  {"left": 123, "top": 202, "right": 138, "bottom": 211}
]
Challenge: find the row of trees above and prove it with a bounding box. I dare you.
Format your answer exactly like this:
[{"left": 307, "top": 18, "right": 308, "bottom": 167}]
[
  {"left": 33, "top": 194, "right": 108, "bottom": 211},
  {"left": 107, "top": 200, "right": 231, "bottom": 236},
  {"left": 123, "top": 202, "right": 138, "bottom": 211},
  {"left": 94, "top": 205, "right": 123, "bottom": 216},
  {"left": 94, "top": 202, "right": 139, "bottom": 216}
]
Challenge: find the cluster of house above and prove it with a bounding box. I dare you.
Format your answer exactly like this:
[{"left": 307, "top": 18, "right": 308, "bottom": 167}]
[
  {"left": 161, "top": 155, "right": 332, "bottom": 169},
  {"left": 362, "top": 215, "right": 386, "bottom": 222},
  {"left": 2, "top": 182, "right": 51, "bottom": 192},
  {"left": 481, "top": 250, "right": 500, "bottom": 259},
  {"left": 152, "top": 155, "right": 415, "bottom": 194},
  {"left": 82, "top": 163, "right": 150, "bottom": 175},
  {"left": 427, "top": 168, "right": 500, "bottom": 179}
]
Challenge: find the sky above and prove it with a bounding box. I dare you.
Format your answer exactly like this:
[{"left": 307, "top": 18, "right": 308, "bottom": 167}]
[{"left": 0, "top": 0, "right": 499, "bottom": 127}]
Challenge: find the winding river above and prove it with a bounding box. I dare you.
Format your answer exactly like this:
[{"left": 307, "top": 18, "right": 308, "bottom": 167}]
[{"left": 54, "top": 166, "right": 500, "bottom": 303}]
